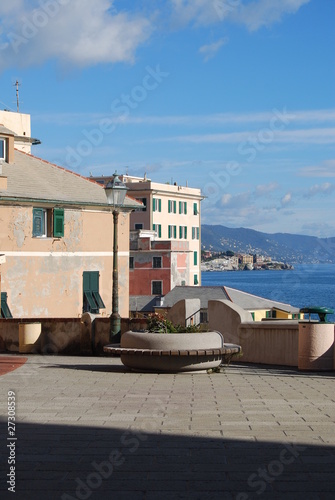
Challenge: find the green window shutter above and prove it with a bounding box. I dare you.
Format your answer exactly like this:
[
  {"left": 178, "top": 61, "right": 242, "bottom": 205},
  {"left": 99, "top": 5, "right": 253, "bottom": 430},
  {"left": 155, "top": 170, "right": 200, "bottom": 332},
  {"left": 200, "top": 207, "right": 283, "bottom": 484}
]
[
  {"left": 153, "top": 199, "right": 156, "bottom": 211},
  {"left": 83, "top": 271, "right": 105, "bottom": 314},
  {"left": 158, "top": 225, "right": 161, "bottom": 237},
  {"left": 93, "top": 291, "right": 105, "bottom": 309},
  {"left": 1, "top": 292, "right": 13, "bottom": 319},
  {"left": 192, "top": 227, "right": 195, "bottom": 239},
  {"left": 173, "top": 226, "right": 176, "bottom": 238},
  {"left": 179, "top": 226, "right": 182, "bottom": 239},
  {"left": 33, "top": 208, "right": 44, "bottom": 236},
  {"left": 184, "top": 202, "right": 187, "bottom": 214},
  {"left": 158, "top": 199, "right": 161, "bottom": 212},
  {"left": 179, "top": 201, "right": 182, "bottom": 214},
  {"left": 266, "top": 310, "right": 270, "bottom": 318},
  {"left": 168, "top": 226, "right": 171, "bottom": 238},
  {"left": 194, "top": 251, "right": 197, "bottom": 266},
  {"left": 184, "top": 226, "right": 187, "bottom": 239},
  {"left": 197, "top": 227, "right": 199, "bottom": 240},
  {"left": 193, "top": 203, "right": 198, "bottom": 215},
  {"left": 251, "top": 312, "right": 255, "bottom": 321},
  {"left": 173, "top": 201, "right": 176, "bottom": 213},
  {"left": 168, "top": 200, "right": 171, "bottom": 213},
  {"left": 194, "top": 275, "right": 198, "bottom": 285},
  {"left": 53, "top": 208, "right": 64, "bottom": 237}
]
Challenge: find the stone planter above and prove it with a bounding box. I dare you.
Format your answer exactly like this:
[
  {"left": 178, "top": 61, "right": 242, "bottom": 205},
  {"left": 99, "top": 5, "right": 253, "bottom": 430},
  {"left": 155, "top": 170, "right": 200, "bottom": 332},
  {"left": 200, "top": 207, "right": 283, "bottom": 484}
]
[
  {"left": 104, "top": 330, "right": 241, "bottom": 372},
  {"left": 19, "top": 322, "right": 42, "bottom": 353},
  {"left": 298, "top": 322, "right": 334, "bottom": 371}
]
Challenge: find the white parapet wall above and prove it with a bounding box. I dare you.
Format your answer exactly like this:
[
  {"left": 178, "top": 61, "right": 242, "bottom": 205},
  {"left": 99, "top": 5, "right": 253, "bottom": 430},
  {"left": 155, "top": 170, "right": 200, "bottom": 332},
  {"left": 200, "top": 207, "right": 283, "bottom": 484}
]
[{"left": 208, "top": 299, "right": 301, "bottom": 367}]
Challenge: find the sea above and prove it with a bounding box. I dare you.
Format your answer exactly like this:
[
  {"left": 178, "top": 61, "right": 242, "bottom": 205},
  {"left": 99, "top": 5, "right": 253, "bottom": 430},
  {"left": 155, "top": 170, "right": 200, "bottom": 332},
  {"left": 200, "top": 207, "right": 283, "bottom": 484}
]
[{"left": 201, "top": 263, "right": 335, "bottom": 323}]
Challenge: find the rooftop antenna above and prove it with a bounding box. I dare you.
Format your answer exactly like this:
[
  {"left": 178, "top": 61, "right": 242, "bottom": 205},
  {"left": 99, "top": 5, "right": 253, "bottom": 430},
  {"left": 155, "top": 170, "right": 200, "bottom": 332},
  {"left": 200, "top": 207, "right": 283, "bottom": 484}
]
[{"left": 14, "top": 80, "right": 21, "bottom": 112}]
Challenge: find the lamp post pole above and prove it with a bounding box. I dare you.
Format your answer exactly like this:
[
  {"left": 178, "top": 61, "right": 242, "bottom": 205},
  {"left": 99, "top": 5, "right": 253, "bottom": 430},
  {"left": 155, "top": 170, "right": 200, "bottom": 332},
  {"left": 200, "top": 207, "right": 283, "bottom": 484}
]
[
  {"left": 110, "top": 209, "right": 121, "bottom": 342},
  {"left": 104, "top": 172, "right": 128, "bottom": 344}
]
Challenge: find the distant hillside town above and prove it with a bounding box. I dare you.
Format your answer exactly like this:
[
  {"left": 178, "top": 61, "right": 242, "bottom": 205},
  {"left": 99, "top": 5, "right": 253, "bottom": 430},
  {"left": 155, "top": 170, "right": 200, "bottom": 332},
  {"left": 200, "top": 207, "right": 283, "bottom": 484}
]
[
  {"left": 201, "top": 251, "right": 294, "bottom": 272},
  {"left": 201, "top": 224, "right": 335, "bottom": 264}
]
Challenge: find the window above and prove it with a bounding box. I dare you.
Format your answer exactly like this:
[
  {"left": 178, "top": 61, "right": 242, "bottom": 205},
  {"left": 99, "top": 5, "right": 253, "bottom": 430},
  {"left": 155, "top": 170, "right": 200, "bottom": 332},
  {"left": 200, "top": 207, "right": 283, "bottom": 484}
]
[
  {"left": 1, "top": 292, "right": 12, "bottom": 319},
  {"left": 153, "top": 198, "right": 161, "bottom": 212},
  {"left": 32, "top": 208, "right": 64, "bottom": 238},
  {"left": 192, "top": 227, "right": 200, "bottom": 240},
  {"left": 179, "top": 201, "right": 187, "bottom": 214},
  {"left": 168, "top": 200, "right": 176, "bottom": 213},
  {"left": 194, "top": 251, "right": 198, "bottom": 266},
  {"left": 168, "top": 225, "right": 176, "bottom": 239},
  {"left": 134, "top": 223, "right": 143, "bottom": 230},
  {"left": 193, "top": 203, "right": 198, "bottom": 215},
  {"left": 0, "top": 138, "right": 5, "bottom": 160},
  {"left": 179, "top": 226, "right": 187, "bottom": 239},
  {"left": 137, "top": 198, "right": 147, "bottom": 211},
  {"left": 153, "top": 257, "right": 162, "bottom": 269},
  {"left": 83, "top": 271, "right": 105, "bottom": 314},
  {"left": 129, "top": 257, "right": 134, "bottom": 269},
  {"left": 153, "top": 224, "right": 162, "bottom": 238},
  {"left": 152, "top": 281, "right": 162, "bottom": 295},
  {"left": 194, "top": 275, "right": 198, "bottom": 285}
]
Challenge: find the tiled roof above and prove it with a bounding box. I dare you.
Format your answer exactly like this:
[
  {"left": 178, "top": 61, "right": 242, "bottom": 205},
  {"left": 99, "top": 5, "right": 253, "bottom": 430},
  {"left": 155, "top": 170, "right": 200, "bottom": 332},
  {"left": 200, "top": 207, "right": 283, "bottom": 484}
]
[
  {"left": 0, "top": 125, "right": 15, "bottom": 136},
  {"left": 0, "top": 149, "right": 141, "bottom": 208},
  {"left": 162, "top": 286, "right": 230, "bottom": 309},
  {"left": 225, "top": 286, "right": 300, "bottom": 313},
  {"left": 129, "top": 296, "right": 160, "bottom": 312},
  {"left": 162, "top": 285, "right": 300, "bottom": 313}
]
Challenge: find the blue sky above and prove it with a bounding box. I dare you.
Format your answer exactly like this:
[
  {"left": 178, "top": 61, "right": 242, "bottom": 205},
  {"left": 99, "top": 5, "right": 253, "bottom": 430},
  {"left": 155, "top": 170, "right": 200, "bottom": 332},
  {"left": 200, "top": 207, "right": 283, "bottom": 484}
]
[{"left": 0, "top": 0, "right": 334, "bottom": 237}]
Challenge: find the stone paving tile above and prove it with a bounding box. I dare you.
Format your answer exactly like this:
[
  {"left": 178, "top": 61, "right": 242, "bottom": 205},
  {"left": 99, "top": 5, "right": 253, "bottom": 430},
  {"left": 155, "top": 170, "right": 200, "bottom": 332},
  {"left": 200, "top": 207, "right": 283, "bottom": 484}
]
[{"left": 0, "top": 356, "right": 335, "bottom": 499}]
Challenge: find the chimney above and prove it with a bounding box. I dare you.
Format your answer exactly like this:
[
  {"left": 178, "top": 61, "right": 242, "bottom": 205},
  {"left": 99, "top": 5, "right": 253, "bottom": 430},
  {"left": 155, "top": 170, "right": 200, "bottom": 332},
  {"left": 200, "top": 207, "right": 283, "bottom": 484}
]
[{"left": 0, "top": 160, "right": 7, "bottom": 190}]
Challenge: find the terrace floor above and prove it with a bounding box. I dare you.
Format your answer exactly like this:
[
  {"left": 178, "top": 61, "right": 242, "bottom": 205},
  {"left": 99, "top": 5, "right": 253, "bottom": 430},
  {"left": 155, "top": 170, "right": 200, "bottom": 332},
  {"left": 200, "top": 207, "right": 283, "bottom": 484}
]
[{"left": 0, "top": 354, "right": 334, "bottom": 499}]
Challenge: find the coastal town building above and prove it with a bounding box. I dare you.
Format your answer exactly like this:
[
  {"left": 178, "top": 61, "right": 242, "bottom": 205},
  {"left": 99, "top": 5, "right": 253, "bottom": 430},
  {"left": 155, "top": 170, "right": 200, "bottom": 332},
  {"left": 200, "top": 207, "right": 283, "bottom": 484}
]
[
  {"left": 92, "top": 174, "right": 204, "bottom": 287},
  {"left": 0, "top": 110, "right": 140, "bottom": 319},
  {"left": 129, "top": 230, "right": 191, "bottom": 297},
  {"left": 158, "top": 286, "right": 302, "bottom": 322}
]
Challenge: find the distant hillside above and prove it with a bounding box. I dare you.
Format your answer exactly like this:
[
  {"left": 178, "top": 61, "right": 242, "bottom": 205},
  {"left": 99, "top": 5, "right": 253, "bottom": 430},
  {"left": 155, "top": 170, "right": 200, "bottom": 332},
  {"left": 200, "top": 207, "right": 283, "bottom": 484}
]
[{"left": 201, "top": 225, "right": 335, "bottom": 264}]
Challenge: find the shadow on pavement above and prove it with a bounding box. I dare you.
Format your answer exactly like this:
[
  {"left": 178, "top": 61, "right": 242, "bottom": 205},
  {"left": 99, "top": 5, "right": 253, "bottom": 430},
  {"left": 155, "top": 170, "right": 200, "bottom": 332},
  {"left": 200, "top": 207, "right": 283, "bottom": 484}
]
[{"left": 0, "top": 419, "right": 334, "bottom": 500}]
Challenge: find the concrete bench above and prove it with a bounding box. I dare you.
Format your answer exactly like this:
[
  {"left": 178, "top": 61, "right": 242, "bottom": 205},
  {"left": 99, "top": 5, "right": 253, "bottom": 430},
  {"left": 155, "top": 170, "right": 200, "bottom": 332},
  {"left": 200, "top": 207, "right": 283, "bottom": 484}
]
[{"left": 104, "top": 331, "right": 241, "bottom": 372}]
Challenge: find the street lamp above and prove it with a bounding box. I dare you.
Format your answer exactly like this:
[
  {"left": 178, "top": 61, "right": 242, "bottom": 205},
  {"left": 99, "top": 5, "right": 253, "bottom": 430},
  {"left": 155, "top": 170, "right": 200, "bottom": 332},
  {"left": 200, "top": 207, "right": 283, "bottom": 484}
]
[{"left": 105, "top": 172, "right": 128, "bottom": 343}]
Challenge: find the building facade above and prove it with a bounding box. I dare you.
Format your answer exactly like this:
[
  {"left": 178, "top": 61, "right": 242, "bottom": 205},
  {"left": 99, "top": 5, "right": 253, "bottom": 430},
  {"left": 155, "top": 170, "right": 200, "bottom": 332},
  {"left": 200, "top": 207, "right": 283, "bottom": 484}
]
[
  {"left": 0, "top": 111, "right": 140, "bottom": 319},
  {"left": 129, "top": 230, "right": 191, "bottom": 296},
  {"left": 93, "top": 174, "right": 204, "bottom": 287}
]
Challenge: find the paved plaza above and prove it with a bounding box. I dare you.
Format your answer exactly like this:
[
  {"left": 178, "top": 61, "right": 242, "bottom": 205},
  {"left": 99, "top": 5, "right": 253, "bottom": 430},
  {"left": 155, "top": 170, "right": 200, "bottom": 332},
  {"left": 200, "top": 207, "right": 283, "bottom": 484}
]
[{"left": 0, "top": 354, "right": 335, "bottom": 499}]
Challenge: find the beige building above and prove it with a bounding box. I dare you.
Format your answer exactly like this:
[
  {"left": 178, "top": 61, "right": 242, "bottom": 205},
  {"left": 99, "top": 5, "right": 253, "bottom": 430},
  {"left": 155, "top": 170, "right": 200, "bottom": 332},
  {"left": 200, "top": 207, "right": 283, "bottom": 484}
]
[
  {"left": 93, "top": 174, "right": 204, "bottom": 286},
  {"left": 0, "top": 111, "right": 140, "bottom": 319}
]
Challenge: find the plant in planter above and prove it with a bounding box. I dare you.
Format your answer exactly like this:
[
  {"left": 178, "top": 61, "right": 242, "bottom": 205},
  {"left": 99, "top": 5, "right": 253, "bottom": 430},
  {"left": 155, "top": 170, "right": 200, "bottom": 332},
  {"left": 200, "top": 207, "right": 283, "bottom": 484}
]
[{"left": 146, "top": 312, "right": 204, "bottom": 333}]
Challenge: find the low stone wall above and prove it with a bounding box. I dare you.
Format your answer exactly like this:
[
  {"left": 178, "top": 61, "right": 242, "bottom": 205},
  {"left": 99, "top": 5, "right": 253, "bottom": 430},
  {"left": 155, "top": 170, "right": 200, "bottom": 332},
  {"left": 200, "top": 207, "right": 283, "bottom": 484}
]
[
  {"left": 238, "top": 321, "right": 299, "bottom": 366},
  {"left": 208, "top": 299, "right": 300, "bottom": 367},
  {"left": 0, "top": 317, "right": 149, "bottom": 355}
]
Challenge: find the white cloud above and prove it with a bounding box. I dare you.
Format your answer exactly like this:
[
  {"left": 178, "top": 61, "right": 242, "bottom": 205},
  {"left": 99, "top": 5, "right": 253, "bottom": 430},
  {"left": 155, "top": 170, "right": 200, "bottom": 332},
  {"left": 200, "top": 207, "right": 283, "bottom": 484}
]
[
  {"left": 304, "top": 183, "right": 335, "bottom": 199},
  {"left": 298, "top": 160, "right": 335, "bottom": 178},
  {"left": 34, "top": 108, "right": 335, "bottom": 127},
  {"left": 199, "top": 38, "right": 228, "bottom": 61},
  {"left": 169, "top": 0, "right": 311, "bottom": 30},
  {"left": 146, "top": 128, "right": 335, "bottom": 145},
  {"left": 0, "top": 0, "right": 152, "bottom": 70},
  {"left": 281, "top": 192, "right": 292, "bottom": 207},
  {"left": 231, "top": 0, "right": 311, "bottom": 32},
  {"left": 254, "top": 182, "right": 280, "bottom": 197}
]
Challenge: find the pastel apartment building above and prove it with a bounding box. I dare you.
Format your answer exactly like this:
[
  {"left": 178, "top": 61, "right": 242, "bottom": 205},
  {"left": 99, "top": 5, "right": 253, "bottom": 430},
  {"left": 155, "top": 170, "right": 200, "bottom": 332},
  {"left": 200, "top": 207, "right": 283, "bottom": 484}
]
[
  {"left": 0, "top": 110, "right": 140, "bottom": 319},
  {"left": 93, "top": 174, "right": 204, "bottom": 287},
  {"left": 129, "top": 230, "right": 191, "bottom": 297}
]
